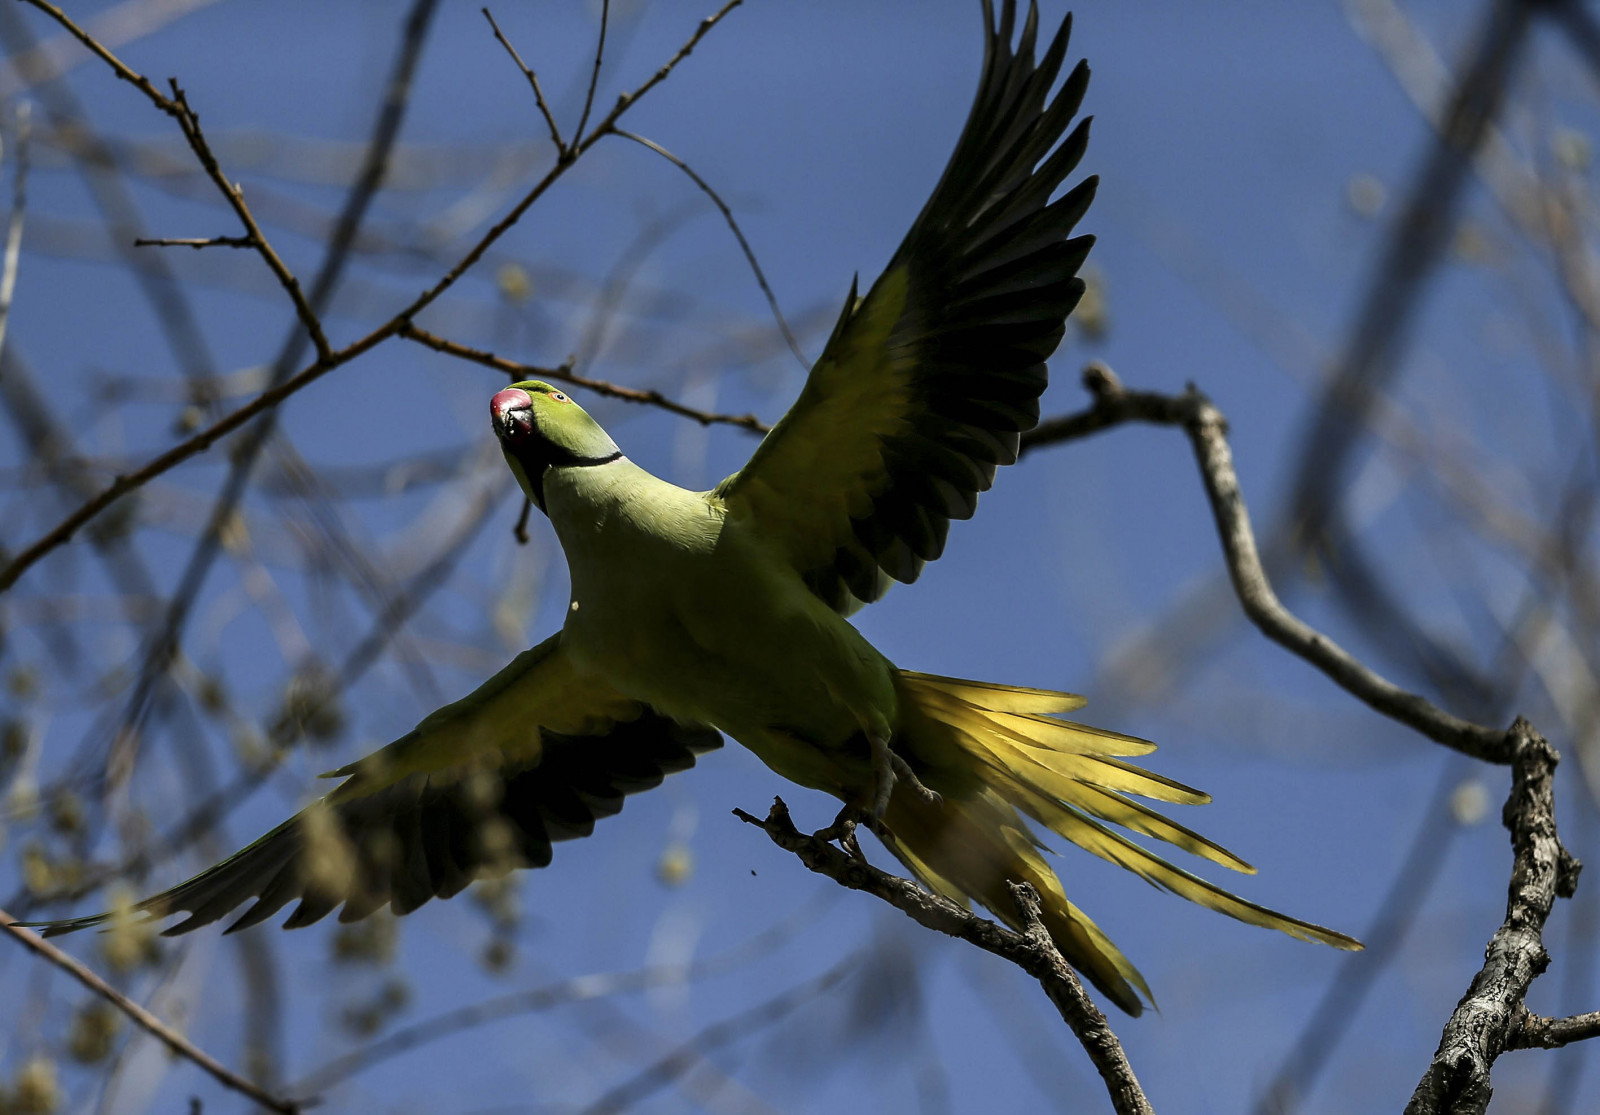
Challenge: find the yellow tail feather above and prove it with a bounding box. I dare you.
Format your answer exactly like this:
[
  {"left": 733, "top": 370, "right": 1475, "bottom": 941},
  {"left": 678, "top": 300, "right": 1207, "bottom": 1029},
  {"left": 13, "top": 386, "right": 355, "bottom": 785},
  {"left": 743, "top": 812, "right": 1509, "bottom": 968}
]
[{"left": 886, "top": 671, "right": 1362, "bottom": 1016}]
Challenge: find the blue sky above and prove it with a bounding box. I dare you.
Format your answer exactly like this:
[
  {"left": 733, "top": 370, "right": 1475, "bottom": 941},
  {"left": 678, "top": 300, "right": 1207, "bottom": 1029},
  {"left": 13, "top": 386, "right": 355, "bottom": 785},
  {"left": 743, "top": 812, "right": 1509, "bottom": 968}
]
[{"left": 2, "top": 1, "right": 1593, "bottom": 1112}]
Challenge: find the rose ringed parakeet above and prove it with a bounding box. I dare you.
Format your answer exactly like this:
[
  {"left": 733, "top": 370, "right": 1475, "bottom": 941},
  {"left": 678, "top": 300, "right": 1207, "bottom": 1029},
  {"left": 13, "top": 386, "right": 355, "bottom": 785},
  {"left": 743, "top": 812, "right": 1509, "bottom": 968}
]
[{"left": 28, "top": 0, "right": 1360, "bottom": 1016}]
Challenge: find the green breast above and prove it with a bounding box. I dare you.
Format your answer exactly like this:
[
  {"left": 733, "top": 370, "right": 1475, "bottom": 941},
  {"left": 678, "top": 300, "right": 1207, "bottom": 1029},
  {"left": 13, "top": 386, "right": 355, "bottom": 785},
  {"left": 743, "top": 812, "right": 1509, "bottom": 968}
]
[{"left": 543, "top": 460, "right": 898, "bottom": 749}]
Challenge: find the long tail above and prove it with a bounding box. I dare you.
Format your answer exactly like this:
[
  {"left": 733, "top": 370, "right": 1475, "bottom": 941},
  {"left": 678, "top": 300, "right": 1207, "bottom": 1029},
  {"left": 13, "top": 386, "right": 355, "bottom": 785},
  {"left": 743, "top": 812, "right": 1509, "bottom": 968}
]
[{"left": 884, "top": 670, "right": 1361, "bottom": 1016}]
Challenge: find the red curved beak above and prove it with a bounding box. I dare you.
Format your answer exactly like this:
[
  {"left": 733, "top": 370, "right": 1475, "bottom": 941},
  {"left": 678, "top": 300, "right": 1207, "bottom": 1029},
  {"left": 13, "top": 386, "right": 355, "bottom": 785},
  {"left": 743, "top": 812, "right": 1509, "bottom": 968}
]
[{"left": 491, "top": 387, "right": 534, "bottom": 440}]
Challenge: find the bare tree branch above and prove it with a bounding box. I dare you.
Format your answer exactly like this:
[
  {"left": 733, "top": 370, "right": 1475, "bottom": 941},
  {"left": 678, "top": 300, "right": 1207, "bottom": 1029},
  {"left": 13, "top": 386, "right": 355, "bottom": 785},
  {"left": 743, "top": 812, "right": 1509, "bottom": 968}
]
[
  {"left": 0, "top": 99, "right": 30, "bottom": 373},
  {"left": 1026, "top": 363, "right": 1513, "bottom": 761},
  {"left": 735, "top": 798, "right": 1154, "bottom": 1115},
  {"left": 763, "top": 363, "right": 1585, "bottom": 1110},
  {"left": 574, "top": 0, "right": 610, "bottom": 149},
  {"left": 0, "top": 908, "right": 303, "bottom": 1114},
  {"left": 481, "top": 7, "right": 565, "bottom": 154},
  {"left": 133, "top": 235, "right": 254, "bottom": 249},
  {"left": 18, "top": 0, "right": 329, "bottom": 357},
  {"left": 95, "top": 0, "right": 443, "bottom": 815},
  {"left": 399, "top": 321, "right": 770, "bottom": 432},
  {"left": 1406, "top": 721, "right": 1581, "bottom": 1114},
  {"left": 1511, "top": 1005, "right": 1600, "bottom": 1051},
  {"left": 578, "top": 950, "right": 858, "bottom": 1115},
  {"left": 0, "top": 0, "right": 747, "bottom": 594},
  {"left": 614, "top": 128, "right": 809, "bottom": 370}
]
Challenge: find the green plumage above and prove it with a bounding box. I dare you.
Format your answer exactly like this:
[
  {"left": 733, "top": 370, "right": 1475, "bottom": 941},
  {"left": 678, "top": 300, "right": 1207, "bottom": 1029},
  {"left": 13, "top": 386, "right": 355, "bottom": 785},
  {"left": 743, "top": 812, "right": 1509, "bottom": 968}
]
[{"left": 24, "top": 0, "right": 1361, "bottom": 1017}]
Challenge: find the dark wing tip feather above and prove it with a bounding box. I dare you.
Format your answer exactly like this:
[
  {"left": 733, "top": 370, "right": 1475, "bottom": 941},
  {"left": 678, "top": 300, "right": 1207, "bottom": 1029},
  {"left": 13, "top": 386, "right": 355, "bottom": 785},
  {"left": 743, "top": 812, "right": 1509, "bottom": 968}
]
[
  {"left": 16, "top": 913, "right": 113, "bottom": 938},
  {"left": 814, "top": 2, "right": 1094, "bottom": 598}
]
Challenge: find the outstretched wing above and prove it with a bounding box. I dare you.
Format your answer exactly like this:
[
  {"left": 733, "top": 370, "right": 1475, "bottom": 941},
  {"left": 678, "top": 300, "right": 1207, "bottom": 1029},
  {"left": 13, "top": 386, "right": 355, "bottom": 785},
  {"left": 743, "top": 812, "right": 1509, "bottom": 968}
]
[
  {"left": 716, "top": 0, "right": 1096, "bottom": 612},
  {"left": 32, "top": 634, "right": 720, "bottom": 937}
]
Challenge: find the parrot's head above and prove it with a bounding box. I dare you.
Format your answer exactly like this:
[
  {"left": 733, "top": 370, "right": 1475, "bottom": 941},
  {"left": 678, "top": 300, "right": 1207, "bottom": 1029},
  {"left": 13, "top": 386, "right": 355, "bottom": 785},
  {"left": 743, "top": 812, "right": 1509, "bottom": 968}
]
[{"left": 491, "top": 381, "right": 621, "bottom": 513}]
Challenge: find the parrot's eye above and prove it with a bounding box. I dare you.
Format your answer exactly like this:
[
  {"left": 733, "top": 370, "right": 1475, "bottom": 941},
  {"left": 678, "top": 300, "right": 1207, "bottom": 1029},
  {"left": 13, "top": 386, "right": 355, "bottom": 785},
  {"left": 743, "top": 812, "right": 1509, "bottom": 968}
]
[{"left": 550, "top": 392, "right": 570, "bottom": 403}]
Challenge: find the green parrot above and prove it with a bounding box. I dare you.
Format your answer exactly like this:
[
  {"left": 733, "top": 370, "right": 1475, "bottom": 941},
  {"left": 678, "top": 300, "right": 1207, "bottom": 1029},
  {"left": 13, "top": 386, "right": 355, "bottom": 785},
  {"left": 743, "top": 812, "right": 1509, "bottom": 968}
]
[{"left": 29, "top": 0, "right": 1360, "bottom": 1015}]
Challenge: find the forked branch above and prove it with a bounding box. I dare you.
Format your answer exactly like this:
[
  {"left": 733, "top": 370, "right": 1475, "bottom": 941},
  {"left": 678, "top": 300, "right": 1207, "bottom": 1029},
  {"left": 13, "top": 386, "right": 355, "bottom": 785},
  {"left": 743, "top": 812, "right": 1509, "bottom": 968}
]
[
  {"left": 735, "top": 799, "right": 1153, "bottom": 1115},
  {"left": 0, "top": 0, "right": 747, "bottom": 594}
]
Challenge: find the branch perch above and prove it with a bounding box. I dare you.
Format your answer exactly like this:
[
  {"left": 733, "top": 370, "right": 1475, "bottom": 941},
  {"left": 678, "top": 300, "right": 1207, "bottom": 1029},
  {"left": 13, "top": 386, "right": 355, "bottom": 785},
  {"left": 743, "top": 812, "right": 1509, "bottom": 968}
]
[{"left": 734, "top": 798, "right": 1153, "bottom": 1115}]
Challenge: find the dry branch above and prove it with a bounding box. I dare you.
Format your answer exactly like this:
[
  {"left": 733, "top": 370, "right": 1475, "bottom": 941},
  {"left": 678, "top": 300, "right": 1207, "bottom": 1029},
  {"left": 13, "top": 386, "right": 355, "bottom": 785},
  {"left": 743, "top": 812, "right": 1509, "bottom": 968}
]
[
  {"left": 482, "top": 7, "right": 564, "bottom": 152},
  {"left": 133, "top": 235, "right": 254, "bottom": 249},
  {"left": 0, "top": 0, "right": 746, "bottom": 593},
  {"left": 573, "top": 0, "right": 610, "bottom": 148},
  {"left": 613, "top": 128, "right": 808, "bottom": 370},
  {"left": 0, "top": 99, "right": 29, "bottom": 370},
  {"left": 21, "top": 0, "right": 327, "bottom": 354},
  {"left": 1029, "top": 368, "right": 1585, "bottom": 1109},
  {"left": 1508, "top": 1005, "right": 1600, "bottom": 1050},
  {"left": 1026, "top": 364, "right": 1514, "bottom": 762},
  {"left": 735, "top": 798, "right": 1153, "bottom": 1115},
  {"left": 0, "top": 909, "right": 303, "bottom": 1113},
  {"left": 1405, "top": 721, "right": 1581, "bottom": 1113},
  {"left": 399, "top": 322, "right": 769, "bottom": 432}
]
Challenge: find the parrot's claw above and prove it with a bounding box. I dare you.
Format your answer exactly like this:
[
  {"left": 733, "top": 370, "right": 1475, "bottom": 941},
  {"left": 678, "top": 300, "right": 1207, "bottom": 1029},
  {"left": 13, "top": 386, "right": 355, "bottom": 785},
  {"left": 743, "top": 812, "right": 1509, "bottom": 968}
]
[
  {"left": 867, "top": 731, "right": 941, "bottom": 820},
  {"left": 813, "top": 804, "right": 869, "bottom": 861},
  {"left": 868, "top": 731, "right": 896, "bottom": 819},
  {"left": 890, "top": 753, "right": 942, "bottom": 805},
  {"left": 812, "top": 732, "right": 937, "bottom": 858}
]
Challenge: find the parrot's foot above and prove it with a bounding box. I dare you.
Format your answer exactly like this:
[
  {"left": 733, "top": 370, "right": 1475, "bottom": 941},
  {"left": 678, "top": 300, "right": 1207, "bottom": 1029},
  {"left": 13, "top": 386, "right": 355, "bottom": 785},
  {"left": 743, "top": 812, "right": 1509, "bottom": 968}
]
[
  {"left": 890, "top": 753, "right": 942, "bottom": 806},
  {"left": 813, "top": 805, "right": 869, "bottom": 861},
  {"left": 867, "top": 731, "right": 941, "bottom": 820}
]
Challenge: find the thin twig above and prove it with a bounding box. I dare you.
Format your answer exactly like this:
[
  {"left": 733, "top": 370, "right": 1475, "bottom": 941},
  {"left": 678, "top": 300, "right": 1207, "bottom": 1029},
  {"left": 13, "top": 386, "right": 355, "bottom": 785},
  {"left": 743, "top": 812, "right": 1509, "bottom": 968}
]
[
  {"left": 290, "top": 897, "right": 830, "bottom": 1096},
  {"left": 1510, "top": 1006, "right": 1600, "bottom": 1050},
  {"left": 398, "top": 0, "right": 744, "bottom": 326},
  {"left": 0, "top": 0, "right": 220, "bottom": 395},
  {"left": 615, "top": 128, "right": 808, "bottom": 370},
  {"left": 573, "top": 0, "right": 610, "bottom": 146},
  {"left": 1291, "top": 0, "right": 1535, "bottom": 547},
  {"left": 579, "top": 951, "right": 858, "bottom": 1115},
  {"left": 735, "top": 799, "right": 1153, "bottom": 1115},
  {"left": 481, "top": 7, "right": 564, "bottom": 153},
  {"left": 133, "top": 235, "right": 254, "bottom": 249},
  {"left": 0, "top": 0, "right": 230, "bottom": 101},
  {"left": 0, "top": 0, "right": 747, "bottom": 595},
  {"left": 19, "top": 0, "right": 328, "bottom": 358},
  {"left": 98, "top": 0, "right": 444, "bottom": 802},
  {"left": 0, "top": 100, "right": 30, "bottom": 374},
  {"left": 0, "top": 909, "right": 303, "bottom": 1114},
  {"left": 594, "top": 0, "right": 742, "bottom": 131},
  {"left": 0, "top": 330, "right": 375, "bottom": 594},
  {"left": 399, "top": 321, "right": 770, "bottom": 431},
  {"left": 162, "top": 74, "right": 325, "bottom": 362}
]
